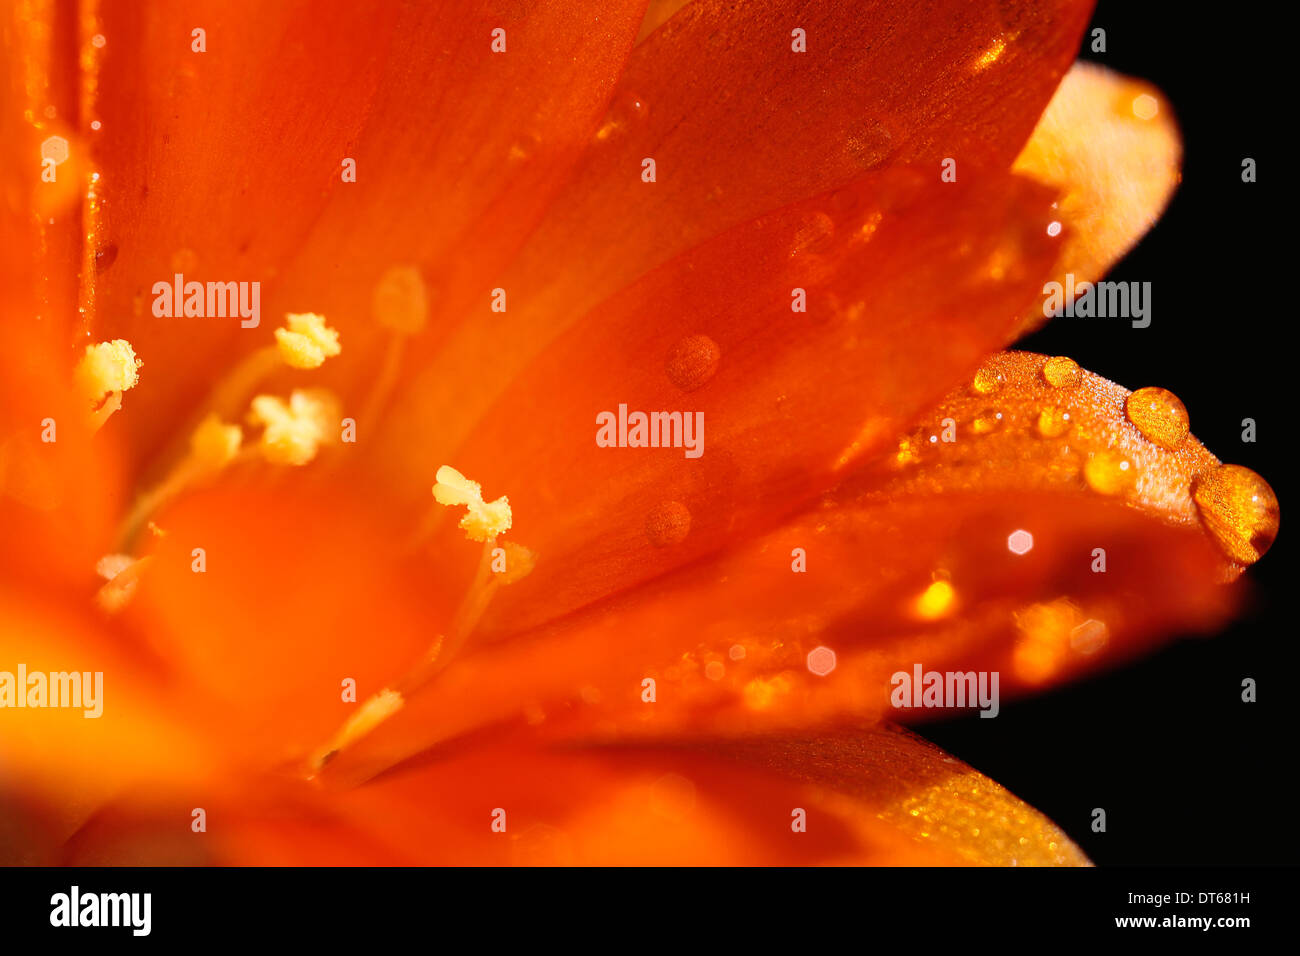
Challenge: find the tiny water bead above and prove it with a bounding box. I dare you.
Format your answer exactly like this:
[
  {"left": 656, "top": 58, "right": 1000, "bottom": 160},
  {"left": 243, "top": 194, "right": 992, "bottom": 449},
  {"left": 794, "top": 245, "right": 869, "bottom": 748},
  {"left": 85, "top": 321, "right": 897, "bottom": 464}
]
[
  {"left": 1035, "top": 406, "right": 1071, "bottom": 438},
  {"left": 1041, "top": 355, "right": 1080, "bottom": 389},
  {"left": 646, "top": 500, "right": 691, "bottom": 547},
  {"left": 665, "top": 334, "right": 720, "bottom": 392},
  {"left": 594, "top": 90, "right": 648, "bottom": 142},
  {"left": 971, "top": 366, "right": 1003, "bottom": 396},
  {"left": 1125, "top": 386, "right": 1189, "bottom": 450},
  {"left": 1083, "top": 450, "right": 1136, "bottom": 496},
  {"left": 971, "top": 408, "right": 1003, "bottom": 435},
  {"left": 1192, "top": 464, "right": 1280, "bottom": 565}
]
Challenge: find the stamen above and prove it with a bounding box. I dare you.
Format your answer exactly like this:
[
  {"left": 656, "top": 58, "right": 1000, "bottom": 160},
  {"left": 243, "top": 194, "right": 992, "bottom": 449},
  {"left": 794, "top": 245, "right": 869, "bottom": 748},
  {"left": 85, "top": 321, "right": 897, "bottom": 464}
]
[
  {"left": 309, "top": 469, "right": 532, "bottom": 775},
  {"left": 310, "top": 688, "right": 404, "bottom": 771},
  {"left": 432, "top": 465, "right": 511, "bottom": 542},
  {"left": 247, "top": 388, "right": 340, "bottom": 466},
  {"left": 273, "top": 312, "right": 341, "bottom": 369},
  {"left": 94, "top": 554, "right": 152, "bottom": 613},
  {"left": 117, "top": 413, "right": 245, "bottom": 549},
  {"left": 75, "top": 339, "right": 140, "bottom": 431}
]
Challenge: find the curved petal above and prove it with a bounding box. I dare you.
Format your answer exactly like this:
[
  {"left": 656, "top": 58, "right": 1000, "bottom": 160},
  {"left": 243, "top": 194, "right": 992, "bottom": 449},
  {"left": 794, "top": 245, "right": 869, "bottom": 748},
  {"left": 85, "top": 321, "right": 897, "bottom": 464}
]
[
  {"left": 65, "top": 726, "right": 1086, "bottom": 865},
  {"left": 434, "top": 171, "right": 1061, "bottom": 636},
  {"left": 321, "top": 353, "right": 1257, "bottom": 778},
  {"left": 376, "top": 0, "right": 1093, "bottom": 491},
  {"left": 1012, "top": 62, "right": 1181, "bottom": 332}
]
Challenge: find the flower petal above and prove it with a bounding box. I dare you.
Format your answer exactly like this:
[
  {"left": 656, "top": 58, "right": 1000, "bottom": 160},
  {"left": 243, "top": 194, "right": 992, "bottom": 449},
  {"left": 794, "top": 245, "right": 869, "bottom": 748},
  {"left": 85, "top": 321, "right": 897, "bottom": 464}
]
[
  {"left": 377, "top": 0, "right": 1092, "bottom": 478},
  {"left": 88, "top": 0, "right": 647, "bottom": 467},
  {"left": 322, "top": 353, "right": 1251, "bottom": 777},
  {"left": 1012, "top": 62, "right": 1181, "bottom": 331},
  {"left": 445, "top": 172, "right": 1061, "bottom": 636},
  {"left": 66, "top": 726, "right": 1086, "bottom": 865}
]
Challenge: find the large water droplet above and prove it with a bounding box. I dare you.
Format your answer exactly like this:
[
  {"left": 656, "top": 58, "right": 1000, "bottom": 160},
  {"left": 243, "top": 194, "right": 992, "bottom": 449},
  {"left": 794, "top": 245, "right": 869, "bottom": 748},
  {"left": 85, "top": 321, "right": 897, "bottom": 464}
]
[
  {"left": 646, "top": 500, "right": 691, "bottom": 547},
  {"left": 665, "top": 334, "right": 720, "bottom": 392},
  {"left": 1041, "top": 355, "right": 1080, "bottom": 389},
  {"left": 1192, "top": 464, "right": 1279, "bottom": 564},
  {"left": 1125, "top": 386, "right": 1189, "bottom": 450},
  {"left": 1083, "top": 450, "right": 1136, "bottom": 496}
]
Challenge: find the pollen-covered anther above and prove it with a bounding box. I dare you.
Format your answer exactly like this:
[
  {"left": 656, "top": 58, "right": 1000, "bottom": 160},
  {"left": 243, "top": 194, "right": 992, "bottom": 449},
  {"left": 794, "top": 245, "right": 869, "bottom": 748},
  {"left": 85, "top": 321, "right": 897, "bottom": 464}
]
[
  {"left": 75, "top": 340, "right": 141, "bottom": 428},
  {"left": 247, "top": 388, "right": 341, "bottom": 466},
  {"left": 433, "top": 465, "right": 512, "bottom": 541},
  {"left": 273, "top": 312, "right": 341, "bottom": 369}
]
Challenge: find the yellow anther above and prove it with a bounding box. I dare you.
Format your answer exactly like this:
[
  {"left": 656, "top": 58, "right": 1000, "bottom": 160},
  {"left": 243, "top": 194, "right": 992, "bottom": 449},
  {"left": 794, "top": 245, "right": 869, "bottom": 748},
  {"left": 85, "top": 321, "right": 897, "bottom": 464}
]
[
  {"left": 248, "top": 388, "right": 340, "bottom": 466},
  {"left": 74, "top": 339, "right": 140, "bottom": 405},
  {"left": 274, "top": 312, "right": 341, "bottom": 369},
  {"left": 432, "top": 465, "right": 512, "bottom": 541},
  {"left": 189, "top": 413, "right": 242, "bottom": 471}
]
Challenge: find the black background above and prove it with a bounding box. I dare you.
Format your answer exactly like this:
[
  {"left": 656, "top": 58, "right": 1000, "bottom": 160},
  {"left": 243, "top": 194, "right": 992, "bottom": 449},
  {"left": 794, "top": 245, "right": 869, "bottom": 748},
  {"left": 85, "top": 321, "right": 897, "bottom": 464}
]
[{"left": 926, "top": 0, "right": 1293, "bottom": 864}]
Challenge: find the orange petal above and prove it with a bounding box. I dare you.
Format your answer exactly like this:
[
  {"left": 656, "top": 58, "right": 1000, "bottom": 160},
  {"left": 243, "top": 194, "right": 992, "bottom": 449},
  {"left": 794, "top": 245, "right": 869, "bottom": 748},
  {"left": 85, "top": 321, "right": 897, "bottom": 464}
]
[
  {"left": 87, "top": 1, "right": 647, "bottom": 470},
  {"left": 322, "top": 353, "right": 1255, "bottom": 776},
  {"left": 120, "top": 476, "right": 444, "bottom": 770},
  {"left": 447, "top": 171, "right": 1061, "bottom": 636},
  {"left": 1013, "top": 62, "right": 1181, "bottom": 331},
  {"left": 0, "top": 588, "right": 211, "bottom": 813},
  {"left": 376, "top": 0, "right": 1093, "bottom": 491},
  {"left": 66, "top": 726, "right": 1086, "bottom": 865}
]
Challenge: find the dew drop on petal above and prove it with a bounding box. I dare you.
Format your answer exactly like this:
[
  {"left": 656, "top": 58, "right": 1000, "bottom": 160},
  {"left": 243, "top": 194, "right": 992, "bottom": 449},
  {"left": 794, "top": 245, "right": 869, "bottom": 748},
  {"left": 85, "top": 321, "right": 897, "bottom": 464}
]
[
  {"left": 1125, "top": 386, "right": 1189, "bottom": 450},
  {"left": 971, "top": 408, "right": 1003, "bottom": 435},
  {"left": 1084, "top": 450, "right": 1137, "bottom": 496},
  {"left": 1192, "top": 464, "right": 1280, "bottom": 565},
  {"left": 791, "top": 211, "right": 835, "bottom": 255},
  {"left": 1041, "top": 355, "right": 1080, "bottom": 389},
  {"left": 646, "top": 500, "right": 691, "bottom": 547},
  {"left": 665, "top": 334, "right": 720, "bottom": 392},
  {"left": 845, "top": 120, "right": 892, "bottom": 171},
  {"left": 971, "top": 365, "right": 1004, "bottom": 396},
  {"left": 1036, "top": 406, "right": 1071, "bottom": 438}
]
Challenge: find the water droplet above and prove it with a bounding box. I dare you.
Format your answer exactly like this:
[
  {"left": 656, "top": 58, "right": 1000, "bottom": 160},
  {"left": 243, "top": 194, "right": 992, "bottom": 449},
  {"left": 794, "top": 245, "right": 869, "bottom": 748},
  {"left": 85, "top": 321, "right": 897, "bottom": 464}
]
[
  {"left": 594, "top": 90, "right": 648, "bottom": 142},
  {"left": 728, "top": 644, "right": 746, "bottom": 661},
  {"left": 372, "top": 265, "right": 428, "bottom": 334},
  {"left": 1192, "top": 464, "right": 1279, "bottom": 564},
  {"left": 94, "top": 243, "right": 119, "bottom": 273},
  {"left": 971, "top": 408, "right": 1003, "bottom": 434},
  {"left": 1046, "top": 220, "right": 1062, "bottom": 237},
  {"left": 1036, "top": 406, "right": 1071, "bottom": 438},
  {"left": 91, "top": 34, "right": 106, "bottom": 48},
  {"left": 1125, "top": 386, "right": 1188, "bottom": 450},
  {"left": 646, "top": 500, "right": 691, "bottom": 547},
  {"left": 971, "top": 366, "right": 1003, "bottom": 396},
  {"left": 665, "top": 334, "right": 720, "bottom": 392},
  {"left": 1083, "top": 450, "right": 1136, "bottom": 496},
  {"left": 1041, "top": 355, "right": 1080, "bottom": 388},
  {"left": 791, "top": 211, "right": 834, "bottom": 255},
  {"left": 89, "top": 119, "right": 102, "bottom": 131},
  {"left": 844, "top": 120, "right": 892, "bottom": 170}
]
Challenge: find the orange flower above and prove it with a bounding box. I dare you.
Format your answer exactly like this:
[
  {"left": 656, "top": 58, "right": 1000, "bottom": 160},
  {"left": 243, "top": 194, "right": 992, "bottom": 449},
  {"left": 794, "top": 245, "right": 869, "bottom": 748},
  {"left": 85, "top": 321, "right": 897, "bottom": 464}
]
[{"left": 0, "top": 0, "right": 1277, "bottom": 865}]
